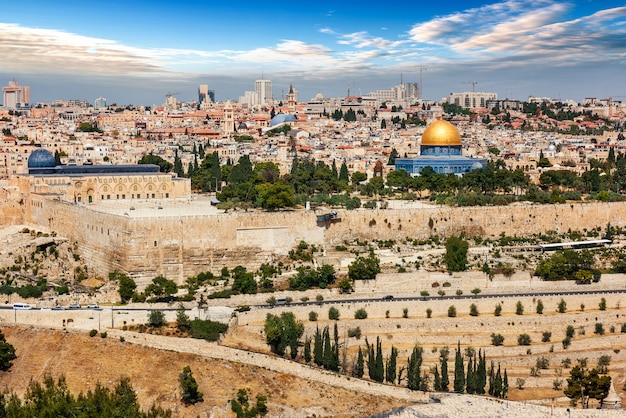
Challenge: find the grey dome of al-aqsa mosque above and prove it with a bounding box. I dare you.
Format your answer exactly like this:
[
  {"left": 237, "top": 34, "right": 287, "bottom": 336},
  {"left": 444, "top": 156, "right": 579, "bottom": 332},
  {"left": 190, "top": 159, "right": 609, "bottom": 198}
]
[{"left": 28, "top": 149, "right": 56, "bottom": 170}]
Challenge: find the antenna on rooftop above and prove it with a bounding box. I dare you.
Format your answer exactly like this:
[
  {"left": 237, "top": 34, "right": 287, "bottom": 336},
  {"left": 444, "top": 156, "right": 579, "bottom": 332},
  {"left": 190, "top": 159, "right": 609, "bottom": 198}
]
[{"left": 463, "top": 81, "right": 478, "bottom": 93}]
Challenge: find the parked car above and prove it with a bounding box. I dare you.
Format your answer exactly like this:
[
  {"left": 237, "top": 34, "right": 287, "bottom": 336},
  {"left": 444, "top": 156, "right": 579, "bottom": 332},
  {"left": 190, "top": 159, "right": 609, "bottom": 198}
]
[
  {"left": 382, "top": 295, "right": 394, "bottom": 301},
  {"left": 12, "top": 303, "right": 32, "bottom": 310},
  {"left": 52, "top": 306, "right": 65, "bottom": 310},
  {"left": 68, "top": 303, "right": 81, "bottom": 309},
  {"left": 87, "top": 303, "right": 99, "bottom": 309}
]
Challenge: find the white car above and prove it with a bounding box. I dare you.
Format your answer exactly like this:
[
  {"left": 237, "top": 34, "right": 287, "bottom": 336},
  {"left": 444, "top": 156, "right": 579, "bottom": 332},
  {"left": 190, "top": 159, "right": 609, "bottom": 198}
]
[{"left": 87, "top": 303, "right": 100, "bottom": 309}]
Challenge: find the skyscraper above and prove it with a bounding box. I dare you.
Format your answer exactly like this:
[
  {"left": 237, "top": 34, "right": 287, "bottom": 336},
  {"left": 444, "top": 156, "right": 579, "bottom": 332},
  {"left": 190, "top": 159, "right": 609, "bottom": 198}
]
[
  {"left": 2, "top": 80, "right": 30, "bottom": 109},
  {"left": 198, "top": 84, "right": 209, "bottom": 104},
  {"left": 255, "top": 79, "right": 272, "bottom": 106}
]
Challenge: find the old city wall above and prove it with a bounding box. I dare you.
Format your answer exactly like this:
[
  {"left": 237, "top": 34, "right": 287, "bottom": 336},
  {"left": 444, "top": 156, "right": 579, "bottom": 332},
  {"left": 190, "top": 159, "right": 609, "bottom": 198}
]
[
  {"left": 25, "top": 200, "right": 626, "bottom": 286},
  {"left": 323, "top": 201, "right": 626, "bottom": 244}
]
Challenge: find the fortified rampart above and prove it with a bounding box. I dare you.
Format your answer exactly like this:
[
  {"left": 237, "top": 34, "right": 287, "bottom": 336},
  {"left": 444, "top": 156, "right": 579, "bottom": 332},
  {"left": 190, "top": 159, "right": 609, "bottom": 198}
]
[{"left": 12, "top": 197, "right": 626, "bottom": 286}]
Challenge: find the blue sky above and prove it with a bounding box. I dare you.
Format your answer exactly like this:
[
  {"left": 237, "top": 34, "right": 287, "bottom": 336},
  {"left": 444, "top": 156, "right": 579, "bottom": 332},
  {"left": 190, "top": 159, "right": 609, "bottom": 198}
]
[{"left": 1, "top": 0, "right": 625, "bottom": 106}]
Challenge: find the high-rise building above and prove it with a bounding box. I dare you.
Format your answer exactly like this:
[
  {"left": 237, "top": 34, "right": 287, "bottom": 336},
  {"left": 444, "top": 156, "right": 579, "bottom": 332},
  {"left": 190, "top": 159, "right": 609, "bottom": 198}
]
[
  {"left": 198, "top": 84, "right": 209, "bottom": 104},
  {"left": 94, "top": 97, "right": 107, "bottom": 110},
  {"left": 448, "top": 91, "right": 497, "bottom": 109},
  {"left": 2, "top": 80, "right": 30, "bottom": 109},
  {"left": 255, "top": 79, "right": 272, "bottom": 105}
]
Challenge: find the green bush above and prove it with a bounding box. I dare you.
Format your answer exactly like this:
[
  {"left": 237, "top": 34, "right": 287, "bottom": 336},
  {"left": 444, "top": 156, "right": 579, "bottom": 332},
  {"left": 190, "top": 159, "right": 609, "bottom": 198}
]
[
  {"left": 308, "top": 311, "right": 318, "bottom": 321},
  {"left": 89, "top": 329, "right": 97, "bottom": 337},
  {"left": 517, "top": 333, "right": 532, "bottom": 346},
  {"left": 347, "top": 327, "right": 362, "bottom": 339},
  {"left": 328, "top": 307, "right": 340, "bottom": 320},
  {"left": 100, "top": 332, "right": 107, "bottom": 338},
  {"left": 354, "top": 308, "right": 368, "bottom": 319},
  {"left": 447, "top": 305, "right": 457, "bottom": 317},
  {"left": 190, "top": 319, "right": 228, "bottom": 341},
  {"left": 491, "top": 333, "right": 504, "bottom": 346}
]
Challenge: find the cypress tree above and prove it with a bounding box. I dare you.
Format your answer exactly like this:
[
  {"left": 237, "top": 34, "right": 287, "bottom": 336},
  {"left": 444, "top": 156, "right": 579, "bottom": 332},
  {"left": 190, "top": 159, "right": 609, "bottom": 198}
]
[
  {"left": 313, "top": 327, "right": 323, "bottom": 366},
  {"left": 503, "top": 369, "right": 509, "bottom": 398},
  {"left": 477, "top": 349, "right": 487, "bottom": 394},
  {"left": 355, "top": 347, "right": 364, "bottom": 378},
  {"left": 385, "top": 346, "right": 398, "bottom": 384},
  {"left": 339, "top": 162, "right": 349, "bottom": 182},
  {"left": 332, "top": 323, "right": 340, "bottom": 372},
  {"left": 375, "top": 337, "right": 384, "bottom": 382},
  {"left": 366, "top": 338, "right": 376, "bottom": 381},
  {"left": 488, "top": 360, "right": 495, "bottom": 396},
  {"left": 407, "top": 345, "right": 423, "bottom": 390},
  {"left": 303, "top": 337, "right": 311, "bottom": 363},
  {"left": 322, "top": 326, "right": 333, "bottom": 370},
  {"left": 433, "top": 365, "right": 441, "bottom": 391},
  {"left": 493, "top": 363, "right": 503, "bottom": 398},
  {"left": 440, "top": 347, "right": 449, "bottom": 392},
  {"left": 454, "top": 342, "right": 465, "bottom": 393},
  {"left": 466, "top": 355, "right": 474, "bottom": 394}
]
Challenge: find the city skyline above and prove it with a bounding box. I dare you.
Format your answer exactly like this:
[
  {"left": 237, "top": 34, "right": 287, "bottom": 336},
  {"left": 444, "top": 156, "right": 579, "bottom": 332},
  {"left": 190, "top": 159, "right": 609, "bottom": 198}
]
[{"left": 1, "top": 0, "right": 625, "bottom": 106}]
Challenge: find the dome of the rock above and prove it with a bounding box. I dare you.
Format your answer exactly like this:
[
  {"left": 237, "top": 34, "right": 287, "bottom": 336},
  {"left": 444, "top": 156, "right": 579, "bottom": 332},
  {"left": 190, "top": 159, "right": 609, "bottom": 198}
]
[{"left": 420, "top": 120, "right": 462, "bottom": 146}]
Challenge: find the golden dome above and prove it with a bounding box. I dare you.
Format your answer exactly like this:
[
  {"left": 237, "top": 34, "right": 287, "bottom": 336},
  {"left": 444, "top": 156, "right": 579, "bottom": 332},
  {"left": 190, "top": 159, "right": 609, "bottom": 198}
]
[{"left": 420, "top": 120, "right": 461, "bottom": 146}]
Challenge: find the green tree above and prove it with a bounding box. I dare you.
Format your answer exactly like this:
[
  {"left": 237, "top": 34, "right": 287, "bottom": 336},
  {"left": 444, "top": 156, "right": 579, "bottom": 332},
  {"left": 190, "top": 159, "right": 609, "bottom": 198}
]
[
  {"left": 111, "top": 271, "right": 136, "bottom": 304},
  {"left": 353, "top": 347, "right": 364, "bottom": 378},
  {"left": 536, "top": 299, "right": 544, "bottom": 314},
  {"left": 145, "top": 275, "right": 178, "bottom": 301},
  {"left": 138, "top": 153, "right": 173, "bottom": 173},
  {"left": 148, "top": 310, "right": 167, "bottom": 327},
  {"left": 439, "top": 347, "right": 450, "bottom": 392},
  {"left": 564, "top": 366, "right": 611, "bottom": 409},
  {"left": 348, "top": 252, "right": 381, "bottom": 281},
  {"left": 407, "top": 345, "right": 424, "bottom": 390},
  {"left": 264, "top": 312, "right": 304, "bottom": 359},
  {"left": 386, "top": 346, "right": 398, "bottom": 384},
  {"left": 176, "top": 303, "right": 191, "bottom": 331},
  {"left": 231, "top": 266, "right": 257, "bottom": 294},
  {"left": 256, "top": 181, "right": 295, "bottom": 209},
  {"left": 0, "top": 330, "right": 16, "bottom": 371},
  {"left": 444, "top": 236, "right": 468, "bottom": 272},
  {"left": 179, "top": 366, "right": 203, "bottom": 405},
  {"left": 454, "top": 342, "right": 465, "bottom": 393}
]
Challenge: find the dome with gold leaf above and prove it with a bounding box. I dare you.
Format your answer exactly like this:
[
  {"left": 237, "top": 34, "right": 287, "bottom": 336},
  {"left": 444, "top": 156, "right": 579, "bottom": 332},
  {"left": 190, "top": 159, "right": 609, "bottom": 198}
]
[{"left": 420, "top": 120, "right": 461, "bottom": 147}]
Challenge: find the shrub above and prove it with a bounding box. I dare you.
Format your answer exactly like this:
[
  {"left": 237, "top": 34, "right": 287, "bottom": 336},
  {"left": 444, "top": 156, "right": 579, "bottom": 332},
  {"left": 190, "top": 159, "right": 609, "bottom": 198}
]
[
  {"left": 147, "top": 310, "right": 166, "bottom": 328},
  {"left": 190, "top": 319, "right": 228, "bottom": 341},
  {"left": 471, "top": 288, "right": 481, "bottom": 295},
  {"left": 517, "top": 333, "right": 532, "bottom": 346},
  {"left": 347, "top": 327, "right": 362, "bottom": 339},
  {"left": 328, "top": 307, "right": 340, "bottom": 320},
  {"left": 536, "top": 356, "right": 550, "bottom": 369},
  {"left": 308, "top": 311, "right": 318, "bottom": 322},
  {"left": 89, "top": 329, "right": 97, "bottom": 337},
  {"left": 447, "top": 305, "right": 457, "bottom": 317},
  {"left": 456, "top": 289, "right": 463, "bottom": 296},
  {"left": 491, "top": 333, "right": 504, "bottom": 346},
  {"left": 542, "top": 331, "right": 552, "bottom": 342},
  {"left": 566, "top": 325, "right": 575, "bottom": 338},
  {"left": 402, "top": 308, "right": 408, "bottom": 318},
  {"left": 420, "top": 290, "right": 430, "bottom": 297},
  {"left": 354, "top": 308, "right": 368, "bottom": 319},
  {"left": 426, "top": 308, "right": 432, "bottom": 318},
  {"left": 515, "top": 301, "right": 524, "bottom": 315},
  {"left": 594, "top": 322, "right": 605, "bottom": 335},
  {"left": 516, "top": 378, "right": 525, "bottom": 390},
  {"left": 100, "top": 332, "right": 107, "bottom": 338},
  {"left": 599, "top": 297, "right": 607, "bottom": 311},
  {"left": 562, "top": 336, "right": 572, "bottom": 349},
  {"left": 557, "top": 298, "right": 567, "bottom": 313},
  {"left": 536, "top": 299, "right": 544, "bottom": 314},
  {"left": 621, "top": 323, "right": 626, "bottom": 333},
  {"left": 315, "top": 294, "right": 324, "bottom": 302},
  {"left": 553, "top": 379, "right": 563, "bottom": 390},
  {"left": 494, "top": 303, "right": 502, "bottom": 316}
]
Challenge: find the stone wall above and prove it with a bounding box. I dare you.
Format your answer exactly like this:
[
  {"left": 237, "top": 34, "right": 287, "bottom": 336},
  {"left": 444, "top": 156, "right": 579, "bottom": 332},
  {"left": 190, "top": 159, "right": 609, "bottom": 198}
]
[{"left": 17, "top": 198, "right": 626, "bottom": 285}]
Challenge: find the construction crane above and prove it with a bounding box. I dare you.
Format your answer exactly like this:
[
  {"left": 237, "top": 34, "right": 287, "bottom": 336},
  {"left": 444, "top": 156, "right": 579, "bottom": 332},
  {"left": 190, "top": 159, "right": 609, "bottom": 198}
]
[
  {"left": 165, "top": 92, "right": 180, "bottom": 99},
  {"left": 464, "top": 81, "right": 478, "bottom": 93}
]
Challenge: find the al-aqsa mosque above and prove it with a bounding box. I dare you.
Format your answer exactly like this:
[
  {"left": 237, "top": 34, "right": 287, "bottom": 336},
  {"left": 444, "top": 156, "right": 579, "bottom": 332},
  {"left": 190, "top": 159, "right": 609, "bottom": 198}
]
[{"left": 394, "top": 119, "right": 487, "bottom": 175}]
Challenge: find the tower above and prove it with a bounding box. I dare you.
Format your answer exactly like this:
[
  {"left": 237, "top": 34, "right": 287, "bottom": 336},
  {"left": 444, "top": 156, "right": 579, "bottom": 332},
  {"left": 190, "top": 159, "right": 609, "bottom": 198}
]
[
  {"left": 286, "top": 84, "right": 296, "bottom": 111},
  {"left": 2, "top": 80, "right": 30, "bottom": 109},
  {"left": 255, "top": 79, "right": 272, "bottom": 106},
  {"left": 222, "top": 101, "right": 234, "bottom": 135}
]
